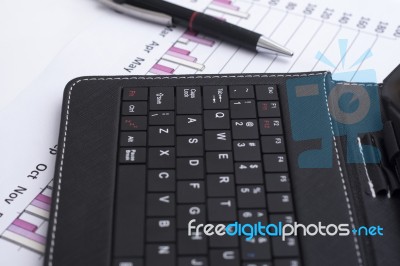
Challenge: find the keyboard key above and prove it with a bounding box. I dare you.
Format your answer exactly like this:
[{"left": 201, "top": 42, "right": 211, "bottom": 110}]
[
  {"left": 177, "top": 181, "right": 205, "bottom": 203},
  {"left": 259, "top": 118, "right": 283, "bottom": 135},
  {"left": 210, "top": 249, "right": 240, "bottom": 266},
  {"left": 263, "top": 154, "right": 288, "bottom": 172},
  {"left": 274, "top": 258, "right": 301, "bottom": 266},
  {"left": 235, "top": 162, "right": 263, "bottom": 184},
  {"left": 177, "top": 87, "right": 202, "bottom": 114},
  {"left": 177, "top": 136, "right": 204, "bottom": 156},
  {"left": 123, "top": 87, "right": 148, "bottom": 101},
  {"left": 204, "top": 110, "right": 230, "bottom": 129},
  {"left": 207, "top": 174, "right": 235, "bottom": 197},
  {"left": 207, "top": 198, "right": 237, "bottom": 222},
  {"left": 229, "top": 85, "right": 254, "bottom": 99},
  {"left": 177, "top": 158, "right": 204, "bottom": 180},
  {"left": 146, "top": 218, "right": 175, "bottom": 242},
  {"left": 113, "top": 258, "right": 143, "bottom": 266},
  {"left": 149, "top": 111, "right": 175, "bottom": 125},
  {"left": 241, "top": 236, "right": 271, "bottom": 260},
  {"left": 178, "top": 257, "right": 208, "bottom": 266},
  {"left": 205, "top": 130, "right": 232, "bottom": 151},
  {"left": 146, "top": 244, "right": 176, "bottom": 266},
  {"left": 122, "top": 102, "right": 148, "bottom": 116},
  {"left": 121, "top": 116, "right": 147, "bottom": 131},
  {"left": 149, "top": 87, "right": 174, "bottom": 110},
  {"left": 114, "top": 165, "right": 146, "bottom": 257},
  {"left": 176, "top": 115, "right": 203, "bottom": 135},
  {"left": 243, "top": 263, "right": 272, "bottom": 266},
  {"left": 267, "top": 193, "right": 293, "bottom": 213},
  {"left": 120, "top": 132, "right": 146, "bottom": 147},
  {"left": 148, "top": 126, "right": 175, "bottom": 146},
  {"left": 203, "top": 86, "right": 228, "bottom": 109},
  {"left": 230, "top": 100, "right": 257, "bottom": 118},
  {"left": 232, "top": 119, "right": 259, "bottom": 139},
  {"left": 265, "top": 173, "right": 291, "bottom": 192},
  {"left": 148, "top": 148, "right": 175, "bottom": 168},
  {"left": 255, "top": 85, "right": 279, "bottom": 100},
  {"left": 147, "top": 193, "right": 175, "bottom": 216},
  {"left": 269, "top": 214, "right": 295, "bottom": 225},
  {"left": 272, "top": 236, "right": 300, "bottom": 257},
  {"left": 206, "top": 152, "right": 234, "bottom": 173},
  {"left": 239, "top": 210, "right": 268, "bottom": 224},
  {"left": 178, "top": 230, "right": 208, "bottom": 255},
  {"left": 261, "top": 136, "right": 285, "bottom": 153},
  {"left": 148, "top": 170, "right": 175, "bottom": 192},
  {"left": 233, "top": 140, "right": 261, "bottom": 161},
  {"left": 119, "top": 148, "right": 146, "bottom": 163},
  {"left": 258, "top": 101, "right": 281, "bottom": 117},
  {"left": 177, "top": 204, "right": 206, "bottom": 229},
  {"left": 209, "top": 224, "right": 238, "bottom": 248},
  {"left": 237, "top": 186, "right": 266, "bottom": 208}
]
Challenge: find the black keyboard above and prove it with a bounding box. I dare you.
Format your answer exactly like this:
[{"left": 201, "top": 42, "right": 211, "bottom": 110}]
[{"left": 113, "top": 84, "right": 299, "bottom": 266}]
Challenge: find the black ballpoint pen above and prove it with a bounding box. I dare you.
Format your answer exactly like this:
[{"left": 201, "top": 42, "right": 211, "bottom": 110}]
[{"left": 100, "top": 0, "right": 294, "bottom": 56}]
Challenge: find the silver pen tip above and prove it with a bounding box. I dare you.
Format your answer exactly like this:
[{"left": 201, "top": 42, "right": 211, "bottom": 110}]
[{"left": 256, "top": 36, "right": 293, "bottom": 57}]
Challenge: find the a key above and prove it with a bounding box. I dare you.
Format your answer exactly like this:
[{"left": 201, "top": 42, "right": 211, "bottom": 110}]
[
  {"left": 177, "top": 181, "right": 205, "bottom": 203},
  {"left": 259, "top": 118, "right": 283, "bottom": 135},
  {"left": 148, "top": 170, "right": 175, "bottom": 192},
  {"left": 209, "top": 224, "right": 239, "bottom": 248},
  {"left": 119, "top": 148, "right": 146, "bottom": 163},
  {"left": 230, "top": 100, "right": 257, "bottom": 118},
  {"left": 146, "top": 244, "right": 176, "bottom": 266},
  {"left": 204, "top": 130, "right": 232, "bottom": 151},
  {"left": 243, "top": 263, "right": 272, "bottom": 266},
  {"left": 204, "top": 110, "right": 230, "bottom": 129},
  {"left": 255, "top": 85, "right": 279, "bottom": 100},
  {"left": 114, "top": 165, "right": 145, "bottom": 257},
  {"left": 149, "top": 111, "right": 175, "bottom": 125},
  {"left": 237, "top": 186, "right": 266, "bottom": 208},
  {"left": 148, "top": 126, "right": 175, "bottom": 146},
  {"left": 206, "top": 152, "right": 234, "bottom": 173},
  {"left": 207, "top": 198, "right": 237, "bottom": 222},
  {"left": 203, "top": 86, "right": 228, "bottom": 109},
  {"left": 235, "top": 162, "right": 263, "bottom": 184},
  {"left": 241, "top": 236, "right": 272, "bottom": 260},
  {"left": 233, "top": 141, "right": 261, "bottom": 161},
  {"left": 147, "top": 193, "right": 175, "bottom": 216},
  {"left": 258, "top": 101, "right": 281, "bottom": 117},
  {"left": 176, "top": 115, "right": 203, "bottom": 135},
  {"left": 178, "top": 230, "right": 208, "bottom": 255},
  {"left": 263, "top": 154, "right": 288, "bottom": 172},
  {"left": 272, "top": 236, "right": 300, "bottom": 257},
  {"left": 210, "top": 249, "right": 240, "bottom": 266},
  {"left": 239, "top": 210, "right": 268, "bottom": 224},
  {"left": 149, "top": 87, "right": 174, "bottom": 110},
  {"left": 177, "top": 158, "right": 204, "bottom": 179},
  {"left": 148, "top": 148, "right": 175, "bottom": 168},
  {"left": 269, "top": 214, "right": 295, "bottom": 225},
  {"left": 267, "top": 193, "right": 293, "bottom": 213},
  {"left": 229, "top": 85, "right": 254, "bottom": 99},
  {"left": 120, "top": 132, "right": 146, "bottom": 147},
  {"left": 178, "top": 257, "right": 208, "bottom": 266},
  {"left": 123, "top": 87, "right": 148, "bottom": 101},
  {"left": 207, "top": 174, "right": 235, "bottom": 197},
  {"left": 265, "top": 173, "right": 291, "bottom": 192},
  {"left": 177, "top": 204, "right": 206, "bottom": 229},
  {"left": 122, "top": 102, "right": 148, "bottom": 116},
  {"left": 274, "top": 258, "right": 301, "bottom": 266},
  {"left": 113, "top": 258, "right": 143, "bottom": 266},
  {"left": 261, "top": 136, "right": 285, "bottom": 153},
  {"left": 177, "top": 87, "right": 202, "bottom": 114},
  {"left": 121, "top": 116, "right": 147, "bottom": 131},
  {"left": 232, "top": 119, "right": 259, "bottom": 139},
  {"left": 146, "top": 218, "right": 175, "bottom": 242},
  {"left": 177, "top": 136, "right": 204, "bottom": 156}
]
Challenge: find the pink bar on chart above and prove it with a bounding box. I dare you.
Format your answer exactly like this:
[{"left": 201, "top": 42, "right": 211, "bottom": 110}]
[
  {"left": 150, "top": 68, "right": 173, "bottom": 75},
  {"left": 8, "top": 225, "right": 46, "bottom": 244},
  {"left": 166, "top": 51, "right": 197, "bottom": 62},
  {"left": 12, "top": 219, "right": 38, "bottom": 232},
  {"left": 153, "top": 64, "right": 174, "bottom": 73},
  {"left": 182, "top": 34, "right": 215, "bottom": 46},
  {"left": 212, "top": 0, "right": 239, "bottom": 10},
  {"left": 31, "top": 199, "right": 51, "bottom": 211},
  {"left": 169, "top": 46, "right": 190, "bottom": 55},
  {"left": 35, "top": 194, "right": 51, "bottom": 204}
]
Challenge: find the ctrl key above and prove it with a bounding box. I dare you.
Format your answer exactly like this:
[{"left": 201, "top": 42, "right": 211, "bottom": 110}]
[{"left": 113, "top": 258, "right": 143, "bottom": 266}]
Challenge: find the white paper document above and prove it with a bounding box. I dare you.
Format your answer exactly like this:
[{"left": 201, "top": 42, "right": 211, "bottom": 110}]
[{"left": 1, "top": 0, "right": 399, "bottom": 264}]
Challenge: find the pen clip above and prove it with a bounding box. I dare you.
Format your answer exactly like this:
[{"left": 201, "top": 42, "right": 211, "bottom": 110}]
[{"left": 99, "top": 0, "right": 173, "bottom": 26}]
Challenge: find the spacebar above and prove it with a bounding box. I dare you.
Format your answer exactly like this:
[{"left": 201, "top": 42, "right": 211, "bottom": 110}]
[{"left": 113, "top": 165, "right": 146, "bottom": 257}]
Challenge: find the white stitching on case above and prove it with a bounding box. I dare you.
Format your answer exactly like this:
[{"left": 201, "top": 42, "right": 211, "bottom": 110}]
[{"left": 48, "top": 72, "right": 361, "bottom": 265}]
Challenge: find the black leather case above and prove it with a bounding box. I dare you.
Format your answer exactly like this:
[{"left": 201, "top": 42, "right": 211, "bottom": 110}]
[{"left": 44, "top": 70, "right": 400, "bottom": 266}]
